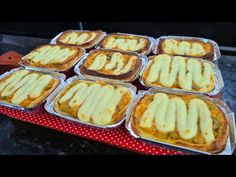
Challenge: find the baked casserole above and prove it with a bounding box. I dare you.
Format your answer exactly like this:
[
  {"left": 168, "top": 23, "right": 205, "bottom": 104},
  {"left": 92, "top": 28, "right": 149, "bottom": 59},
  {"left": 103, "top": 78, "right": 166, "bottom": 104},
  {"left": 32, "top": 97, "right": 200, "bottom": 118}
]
[
  {"left": 131, "top": 92, "right": 228, "bottom": 153},
  {"left": 79, "top": 49, "right": 142, "bottom": 81},
  {"left": 53, "top": 80, "right": 132, "bottom": 126},
  {"left": 21, "top": 44, "right": 85, "bottom": 71},
  {"left": 141, "top": 54, "right": 215, "bottom": 93},
  {"left": 0, "top": 69, "right": 60, "bottom": 108}
]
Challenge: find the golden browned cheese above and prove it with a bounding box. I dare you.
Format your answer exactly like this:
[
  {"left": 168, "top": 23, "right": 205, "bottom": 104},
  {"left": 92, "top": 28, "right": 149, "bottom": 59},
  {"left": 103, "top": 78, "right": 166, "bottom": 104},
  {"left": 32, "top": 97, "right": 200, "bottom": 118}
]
[
  {"left": 99, "top": 33, "right": 151, "bottom": 54},
  {"left": 56, "top": 30, "right": 105, "bottom": 49},
  {"left": 80, "top": 49, "right": 142, "bottom": 80},
  {"left": 131, "top": 92, "right": 228, "bottom": 153},
  {"left": 21, "top": 44, "right": 85, "bottom": 71},
  {"left": 157, "top": 38, "right": 214, "bottom": 60},
  {"left": 0, "top": 69, "right": 60, "bottom": 108},
  {"left": 54, "top": 80, "right": 132, "bottom": 126},
  {"left": 142, "top": 54, "right": 215, "bottom": 93}
]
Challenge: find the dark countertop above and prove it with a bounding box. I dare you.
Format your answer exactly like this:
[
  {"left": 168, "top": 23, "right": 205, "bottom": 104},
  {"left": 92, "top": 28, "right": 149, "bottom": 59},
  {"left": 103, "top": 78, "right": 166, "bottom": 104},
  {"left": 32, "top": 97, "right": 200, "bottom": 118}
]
[{"left": 0, "top": 34, "right": 235, "bottom": 155}]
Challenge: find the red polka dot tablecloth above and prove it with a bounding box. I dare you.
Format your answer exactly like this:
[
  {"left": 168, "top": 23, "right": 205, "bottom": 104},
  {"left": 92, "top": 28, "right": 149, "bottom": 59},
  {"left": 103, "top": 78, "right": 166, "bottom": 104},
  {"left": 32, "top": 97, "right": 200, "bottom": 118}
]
[{"left": 0, "top": 105, "right": 186, "bottom": 155}]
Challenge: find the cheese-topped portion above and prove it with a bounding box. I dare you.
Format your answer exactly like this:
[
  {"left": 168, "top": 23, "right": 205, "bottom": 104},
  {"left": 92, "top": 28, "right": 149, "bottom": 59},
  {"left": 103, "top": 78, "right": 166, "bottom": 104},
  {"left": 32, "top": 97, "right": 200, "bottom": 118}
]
[
  {"left": 102, "top": 35, "right": 148, "bottom": 52},
  {"left": 24, "top": 45, "right": 77, "bottom": 65},
  {"left": 0, "top": 69, "right": 57, "bottom": 108},
  {"left": 85, "top": 52, "right": 137, "bottom": 75},
  {"left": 161, "top": 39, "right": 212, "bottom": 58},
  {"left": 143, "top": 54, "right": 214, "bottom": 92},
  {"left": 55, "top": 81, "right": 132, "bottom": 126},
  {"left": 59, "top": 31, "right": 97, "bottom": 45},
  {"left": 139, "top": 93, "right": 214, "bottom": 143}
]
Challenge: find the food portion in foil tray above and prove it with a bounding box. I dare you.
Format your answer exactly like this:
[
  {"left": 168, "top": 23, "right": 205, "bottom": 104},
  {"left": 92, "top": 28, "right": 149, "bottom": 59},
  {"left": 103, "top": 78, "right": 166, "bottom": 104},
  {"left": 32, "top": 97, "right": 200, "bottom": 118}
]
[
  {"left": 21, "top": 44, "right": 85, "bottom": 71},
  {"left": 141, "top": 54, "right": 215, "bottom": 93},
  {"left": 56, "top": 30, "right": 105, "bottom": 49},
  {"left": 130, "top": 91, "right": 228, "bottom": 153},
  {"left": 53, "top": 80, "right": 132, "bottom": 126},
  {"left": 98, "top": 33, "right": 152, "bottom": 54},
  {"left": 156, "top": 37, "right": 214, "bottom": 60},
  {"left": 0, "top": 69, "right": 60, "bottom": 108},
  {"left": 79, "top": 49, "right": 142, "bottom": 81}
]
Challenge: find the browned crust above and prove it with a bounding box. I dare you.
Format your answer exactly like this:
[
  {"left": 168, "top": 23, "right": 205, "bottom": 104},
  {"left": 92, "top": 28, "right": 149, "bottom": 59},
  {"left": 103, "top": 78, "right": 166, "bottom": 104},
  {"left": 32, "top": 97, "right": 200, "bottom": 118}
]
[
  {"left": 21, "top": 44, "right": 85, "bottom": 71},
  {"left": 98, "top": 33, "right": 151, "bottom": 54},
  {"left": 79, "top": 49, "right": 142, "bottom": 81},
  {"left": 141, "top": 55, "right": 216, "bottom": 93},
  {"left": 56, "top": 30, "right": 105, "bottom": 49},
  {"left": 130, "top": 93, "right": 228, "bottom": 153},
  {"left": 0, "top": 70, "right": 60, "bottom": 109},
  {"left": 53, "top": 80, "right": 132, "bottom": 126},
  {"left": 156, "top": 38, "right": 214, "bottom": 60}
]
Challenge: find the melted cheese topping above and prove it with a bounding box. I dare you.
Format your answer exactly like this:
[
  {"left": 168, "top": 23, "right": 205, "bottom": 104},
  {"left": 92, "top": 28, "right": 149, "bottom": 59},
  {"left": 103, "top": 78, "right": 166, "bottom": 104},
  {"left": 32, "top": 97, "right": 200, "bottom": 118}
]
[
  {"left": 104, "top": 37, "right": 146, "bottom": 52},
  {"left": 60, "top": 32, "right": 97, "bottom": 45},
  {"left": 145, "top": 54, "right": 214, "bottom": 91},
  {"left": 140, "top": 93, "right": 214, "bottom": 143},
  {"left": 163, "top": 39, "right": 207, "bottom": 56},
  {"left": 0, "top": 70, "right": 54, "bottom": 106},
  {"left": 88, "top": 54, "right": 107, "bottom": 70},
  {"left": 25, "top": 45, "right": 77, "bottom": 64},
  {"left": 58, "top": 82, "right": 129, "bottom": 125},
  {"left": 87, "top": 52, "right": 135, "bottom": 75}
]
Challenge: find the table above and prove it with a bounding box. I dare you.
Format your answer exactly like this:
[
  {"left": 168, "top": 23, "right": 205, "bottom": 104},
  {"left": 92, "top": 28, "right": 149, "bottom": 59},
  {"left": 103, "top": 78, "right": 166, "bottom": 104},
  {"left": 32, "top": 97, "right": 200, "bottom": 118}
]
[{"left": 0, "top": 34, "right": 235, "bottom": 155}]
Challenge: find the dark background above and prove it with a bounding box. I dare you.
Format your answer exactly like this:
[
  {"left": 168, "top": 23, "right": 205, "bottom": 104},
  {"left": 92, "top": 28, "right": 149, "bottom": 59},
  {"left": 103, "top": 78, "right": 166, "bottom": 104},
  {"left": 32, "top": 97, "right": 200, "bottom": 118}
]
[{"left": 0, "top": 22, "right": 236, "bottom": 48}]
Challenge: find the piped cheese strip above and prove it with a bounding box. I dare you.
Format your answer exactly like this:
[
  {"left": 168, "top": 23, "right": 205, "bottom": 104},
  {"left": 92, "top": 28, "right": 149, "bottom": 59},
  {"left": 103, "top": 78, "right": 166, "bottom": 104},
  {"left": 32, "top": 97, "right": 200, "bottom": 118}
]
[
  {"left": 1, "top": 72, "right": 38, "bottom": 97},
  {"left": 26, "top": 45, "right": 76, "bottom": 65},
  {"left": 59, "top": 83, "right": 86, "bottom": 104},
  {"left": 187, "top": 60, "right": 212, "bottom": 88},
  {"left": 32, "top": 46, "right": 57, "bottom": 63},
  {"left": 29, "top": 75, "right": 53, "bottom": 98},
  {"left": 163, "top": 39, "right": 206, "bottom": 56},
  {"left": 72, "top": 33, "right": 88, "bottom": 44},
  {"left": 113, "top": 59, "right": 133, "bottom": 75},
  {"left": 55, "top": 50, "right": 76, "bottom": 63},
  {"left": 0, "top": 70, "right": 56, "bottom": 106},
  {"left": 61, "top": 32, "right": 96, "bottom": 45},
  {"left": 68, "top": 83, "right": 89, "bottom": 107},
  {"left": 61, "top": 32, "right": 77, "bottom": 43},
  {"left": 145, "top": 54, "right": 213, "bottom": 90},
  {"left": 77, "top": 84, "right": 102, "bottom": 122},
  {"left": 91, "top": 85, "right": 115, "bottom": 125},
  {"left": 104, "top": 37, "right": 116, "bottom": 48},
  {"left": 134, "top": 39, "right": 146, "bottom": 51},
  {"left": 11, "top": 73, "right": 40, "bottom": 104},
  {"left": 104, "top": 36, "right": 146, "bottom": 52},
  {"left": 26, "top": 46, "right": 52, "bottom": 62},
  {"left": 104, "top": 52, "right": 124, "bottom": 70},
  {"left": 139, "top": 93, "right": 215, "bottom": 143},
  {"left": 88, "top": 52, "right": 135, "bottom": 75},
  {"left": 0, "top": 70, "right": 29, "bottom": 92},
  {"left": 178, "top": 56, "right": 192, "bottom": 90},
  {"left": 50, "top": 48, "right": 70, "bottom": 63},
  {"left": 92, "top": 86, "right": 126, "bottom": 125},
  {"left": 70, "top": 33, "right": 89, "bottom": 44},
  {"left": 39, "top": 46, "right": 61, "bottom": 64},
  {"left": 88, "top": 54, "right": 107, "bottom": 70},
  {"left": 127, "top": 39, "right": 138, "bottom": 51}
]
